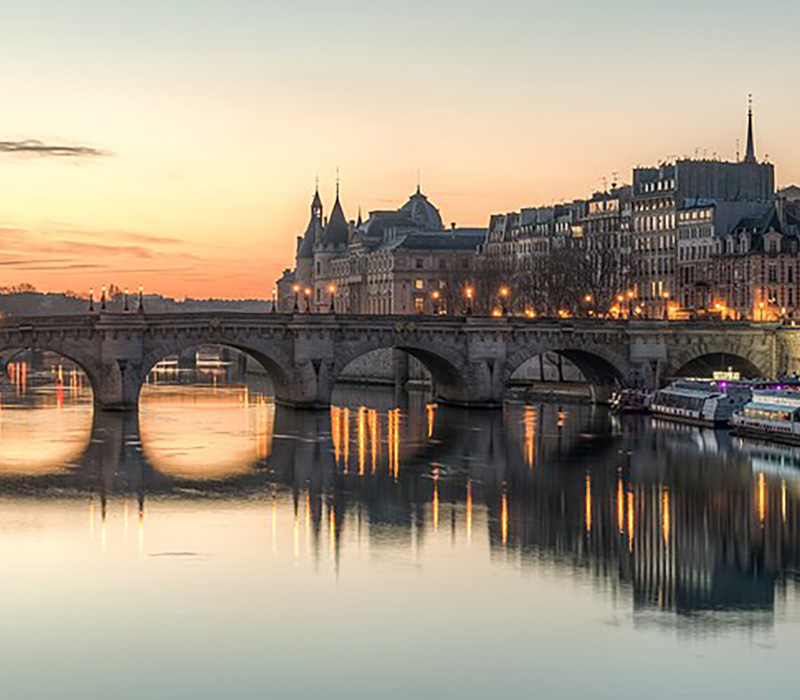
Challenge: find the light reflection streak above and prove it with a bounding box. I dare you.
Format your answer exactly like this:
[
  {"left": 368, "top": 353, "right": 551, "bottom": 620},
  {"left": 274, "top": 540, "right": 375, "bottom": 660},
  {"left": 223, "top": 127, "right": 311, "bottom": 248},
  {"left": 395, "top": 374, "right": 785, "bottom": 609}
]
[
  {"left": 331, "top": 407, "right": 341, "bottom": 465},
  {"left": 758, "top": 472, "right": 767, "bottom": 525},
  {"left": 524, "top": 406, "right": 536, "bottom": 470},
  {"left": 342, "top": 408, "right": 350, "bottom": 473},
  {"left": 501, "top": 490, "right": 508, "bottom": 546},
  {"left": 584, "top": 473, "right": 592, "bottom": 533},
  {"left": 466, "top": 480, "right": 473, "bottom": 542},
  {"left": 432, "top": 469, "right": 439, "bottom": 532},
  {"left": 626, "top": 490, "right": 635, "bottom": 551},
  {"left": 358, "top": 407, "right": 366, "bottom": 476},
  {"left": 617, "top": 475, "right": 624, "bottom": 534},
  {"left": 662, "top": 488, "right": 670, "bottom": 545},
  {"left": 782, "top": 479, "right": 787, "bottom": 523},
  {"left": 368, "top": 409, "right": 378, "bottom": 474}
]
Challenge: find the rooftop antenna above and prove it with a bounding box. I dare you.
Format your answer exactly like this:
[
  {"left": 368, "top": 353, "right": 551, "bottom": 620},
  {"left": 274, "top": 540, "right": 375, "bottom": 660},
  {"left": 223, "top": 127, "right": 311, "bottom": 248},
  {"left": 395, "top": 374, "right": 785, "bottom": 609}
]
[{"left": 335, "top": 167, "right": 340, "bottom": 198}]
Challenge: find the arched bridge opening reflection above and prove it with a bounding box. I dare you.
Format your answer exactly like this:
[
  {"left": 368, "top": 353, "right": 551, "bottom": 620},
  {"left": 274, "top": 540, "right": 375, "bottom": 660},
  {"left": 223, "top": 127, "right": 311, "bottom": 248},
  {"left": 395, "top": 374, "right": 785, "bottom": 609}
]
[{"left": 0, "top": 349, "right": 93, "bottom": 477}]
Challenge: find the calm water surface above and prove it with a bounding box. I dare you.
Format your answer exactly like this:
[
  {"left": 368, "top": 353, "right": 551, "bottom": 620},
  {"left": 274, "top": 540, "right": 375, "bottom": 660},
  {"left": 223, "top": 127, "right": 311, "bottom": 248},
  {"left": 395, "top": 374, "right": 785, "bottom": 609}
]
[{"left": 0, "top": 359, "right": 799, "bottom": 699}]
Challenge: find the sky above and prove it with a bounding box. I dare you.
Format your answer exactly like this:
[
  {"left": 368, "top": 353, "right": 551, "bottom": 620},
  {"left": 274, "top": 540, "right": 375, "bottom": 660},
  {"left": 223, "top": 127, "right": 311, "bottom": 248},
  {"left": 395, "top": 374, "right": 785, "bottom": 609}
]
[{"left": 2, "top": 0, "right": 800, "bottom": 299}]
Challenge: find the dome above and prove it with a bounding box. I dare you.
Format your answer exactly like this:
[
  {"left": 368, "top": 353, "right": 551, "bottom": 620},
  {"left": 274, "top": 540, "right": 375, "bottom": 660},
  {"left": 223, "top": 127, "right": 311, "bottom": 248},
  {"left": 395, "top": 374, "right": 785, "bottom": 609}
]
[{"left": 399, "top": 187, "right": 444, "bottom": 231}]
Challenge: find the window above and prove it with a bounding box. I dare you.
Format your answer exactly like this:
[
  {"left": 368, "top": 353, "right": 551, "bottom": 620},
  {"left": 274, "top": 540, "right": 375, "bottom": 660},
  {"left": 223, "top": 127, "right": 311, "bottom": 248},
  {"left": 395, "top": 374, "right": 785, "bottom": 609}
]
[
  {"left": 414, "top": 297, "right": 424, "bottom": 314},
  {"left": 415, "top": 258, "right": 424, "bottom": 269},
  {"left": 769, "top": 265, "right": 778, "bottom": 284},
  {"left": 414, "top": 279, "right": 424, "bottom": 290}
]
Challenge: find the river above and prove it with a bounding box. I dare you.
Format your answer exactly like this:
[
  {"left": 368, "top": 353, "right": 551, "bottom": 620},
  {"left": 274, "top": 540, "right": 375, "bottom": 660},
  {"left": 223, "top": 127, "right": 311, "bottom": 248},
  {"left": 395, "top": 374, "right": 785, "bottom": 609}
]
[{"left": 0, "top": 356, "right": 798, "bottom": 699}]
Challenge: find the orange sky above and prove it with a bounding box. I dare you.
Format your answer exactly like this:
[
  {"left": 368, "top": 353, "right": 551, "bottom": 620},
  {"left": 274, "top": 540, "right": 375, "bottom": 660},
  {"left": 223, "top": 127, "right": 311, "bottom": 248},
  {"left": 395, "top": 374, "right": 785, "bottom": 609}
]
[{"left": 2, "top": 0, "right": 800, "bottom": 299}]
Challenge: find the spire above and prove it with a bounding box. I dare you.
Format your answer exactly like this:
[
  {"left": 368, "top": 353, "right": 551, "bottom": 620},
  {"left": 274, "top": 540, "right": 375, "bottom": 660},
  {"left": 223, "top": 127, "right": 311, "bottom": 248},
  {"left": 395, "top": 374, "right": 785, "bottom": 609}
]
[
  {"left": 311, "top": 177, "right": 323, "bottom": 219},
  {"left": 356, "top": 207, "right": 363, "bottom": 227},
  {"left": 744, "top": 94, "right": 756, "bottom": 164}
]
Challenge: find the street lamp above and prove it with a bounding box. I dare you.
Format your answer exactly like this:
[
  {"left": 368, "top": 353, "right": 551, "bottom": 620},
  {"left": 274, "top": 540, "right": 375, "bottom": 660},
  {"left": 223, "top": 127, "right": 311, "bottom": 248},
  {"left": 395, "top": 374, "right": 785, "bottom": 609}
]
[
  {"left": 627, "top": 290, "right": 634, "bottom": 317},
  {"left": 304, "top": 287, "right": 313, "bottom": 313},
  {"left": 138, "top": 285, "right": 144, "bottom": 313},
  {"left": 584, "top": 294, "right": 594, "bottom": 317},
  {"left": 328, "top": 284, "right": 337, "bottom": 313},
  {"left": 759, "top": 301, "right": 765, "bottom": 321},
  {"left": 662, "top": 291, "right": 670, "bottom": 320},
  {"left": 271, "top": 288, "right": 278, "bottom": 313},
  {"left": 499, "top": 286, "right": 510, "bottom": 316},
  {"left": 292, "top": 284, "right": 300, "bottom": 312},
  {"left": 88, "top": 288, "right": 94, "bottom": 314},
  {"left": 464, "top": 286, "right": 474, "bottom": 316},
  {"left": 124, "top": 288, "right": 130, "bottom": 312},
  {"left": 100, "top": 285, "right": 107, "bottom": 312}
]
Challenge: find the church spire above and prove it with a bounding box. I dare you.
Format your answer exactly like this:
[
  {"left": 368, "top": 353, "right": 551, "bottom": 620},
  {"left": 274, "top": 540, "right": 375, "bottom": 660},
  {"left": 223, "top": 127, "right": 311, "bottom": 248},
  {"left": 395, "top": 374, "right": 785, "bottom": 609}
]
[{"left": 744, "top": 94, "right": 756, "bottom": 164}]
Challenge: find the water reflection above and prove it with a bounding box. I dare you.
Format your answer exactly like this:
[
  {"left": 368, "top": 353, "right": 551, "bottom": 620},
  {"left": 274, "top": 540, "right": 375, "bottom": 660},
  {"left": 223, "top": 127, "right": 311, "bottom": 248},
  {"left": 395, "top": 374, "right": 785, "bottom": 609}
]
[{"left": 3, "top": 358, "right": 800, "bottom": 631}]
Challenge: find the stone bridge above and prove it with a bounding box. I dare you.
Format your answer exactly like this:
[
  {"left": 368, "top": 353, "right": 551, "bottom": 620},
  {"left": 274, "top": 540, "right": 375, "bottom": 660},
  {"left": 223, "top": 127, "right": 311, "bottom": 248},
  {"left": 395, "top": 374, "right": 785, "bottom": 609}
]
[{"left": 2, "top": 311, "right": 800, "bottom": 410}]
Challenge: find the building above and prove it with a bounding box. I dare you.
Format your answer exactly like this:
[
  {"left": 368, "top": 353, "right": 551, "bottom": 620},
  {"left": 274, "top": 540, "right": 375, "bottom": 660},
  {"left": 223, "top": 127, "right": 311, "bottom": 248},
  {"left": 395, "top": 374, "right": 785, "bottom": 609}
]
[
  {"left": 276, "top": 185, "right": 486, "bottom": 314},
  {"left": 631, "top": 103, "right": 774, "bottom": 314},
  {"left": 710, "top": 204, "right": 800, "bottom": 320}
]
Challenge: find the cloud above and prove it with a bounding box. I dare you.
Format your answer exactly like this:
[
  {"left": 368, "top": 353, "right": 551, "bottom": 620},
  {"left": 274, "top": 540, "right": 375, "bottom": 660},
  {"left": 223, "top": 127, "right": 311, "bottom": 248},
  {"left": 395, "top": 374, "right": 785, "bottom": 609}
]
[{"left": 0, "top": 139, "right": 109, "bottom": 158}]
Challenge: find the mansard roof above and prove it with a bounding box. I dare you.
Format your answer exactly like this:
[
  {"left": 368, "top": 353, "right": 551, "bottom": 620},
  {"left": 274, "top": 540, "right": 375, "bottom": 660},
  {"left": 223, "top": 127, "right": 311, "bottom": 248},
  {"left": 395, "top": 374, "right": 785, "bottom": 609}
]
[{"left": 399, "top": 187, "right": 444, "bottom": 231}]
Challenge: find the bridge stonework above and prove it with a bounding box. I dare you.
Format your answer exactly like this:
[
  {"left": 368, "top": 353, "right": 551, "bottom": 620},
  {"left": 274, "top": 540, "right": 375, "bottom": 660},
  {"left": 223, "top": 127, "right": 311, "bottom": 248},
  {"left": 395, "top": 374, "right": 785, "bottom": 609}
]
[{"left": 1, "top": 313, "right": 799, "bottom": 411}]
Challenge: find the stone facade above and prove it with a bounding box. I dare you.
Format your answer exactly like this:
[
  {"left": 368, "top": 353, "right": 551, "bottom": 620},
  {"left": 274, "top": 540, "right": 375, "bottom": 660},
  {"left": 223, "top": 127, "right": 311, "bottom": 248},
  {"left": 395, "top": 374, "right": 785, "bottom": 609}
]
[
  {"left": 2, "top": 312, "right": 799, "bottom": 410},
  {"left": 276, "top": 186, "right": 485, "bottom": 316}
]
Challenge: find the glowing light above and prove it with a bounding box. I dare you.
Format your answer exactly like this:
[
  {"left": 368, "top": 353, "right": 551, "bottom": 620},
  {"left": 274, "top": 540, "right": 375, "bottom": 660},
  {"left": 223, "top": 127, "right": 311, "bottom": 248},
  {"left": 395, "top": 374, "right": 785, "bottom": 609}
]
[
  {"left": 492, "top": 308, "right": 503, "bottom": 317},
  {"left": 617, "top": 476, "right": 624, "bottom": 534},
  {"left": 661, "top": 488, "right": 670, "bottom": 544},
  {"left": 426, "top": 403, "right": 436, "bottom": 439},
  {"left": 758, "top": 472, "right": 766, "bottom": 525}
]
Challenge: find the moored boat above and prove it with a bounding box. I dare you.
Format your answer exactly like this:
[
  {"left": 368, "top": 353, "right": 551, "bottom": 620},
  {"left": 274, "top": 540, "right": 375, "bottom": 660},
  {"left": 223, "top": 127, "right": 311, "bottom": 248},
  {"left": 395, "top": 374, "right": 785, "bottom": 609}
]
[
  {"left": 732, "top": 389, "right": 800, "bottom": 444},
  {"left": 650, "top": 380, "right": 752, "bottom": 427}
]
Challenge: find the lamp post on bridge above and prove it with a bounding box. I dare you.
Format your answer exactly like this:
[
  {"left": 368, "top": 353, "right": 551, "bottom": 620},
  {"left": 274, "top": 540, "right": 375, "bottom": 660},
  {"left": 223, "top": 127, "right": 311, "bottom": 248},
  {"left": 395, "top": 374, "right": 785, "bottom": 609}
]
[
  {"left": 292, "top": 284, "right": 300, "bottom": 312},
  {"left": 431, "top": 290, "right": 441, "bottom": 315},
  {"left": 304, "top": 287, "right": 313, "bottom": 313},
  {"left": 499, "top": 286, "right": 510, "bottom": 316},
  {"left": 100, "top": 285, "right": 107, "bottom": 312},
  {"left": 464, "top": 286, "right": 474, "bottom": 316},
  {"left": 88, "top": 288, "right": 95, "bottom": 314},
  {"left": 123, "top": 288, "right": 130, "bottom": 312},
  {"left": 138, "top": 285, "right": 145, "bottom": 314},
  {"left": 328, "top": 284, "right": 337, "bottom": 313}
]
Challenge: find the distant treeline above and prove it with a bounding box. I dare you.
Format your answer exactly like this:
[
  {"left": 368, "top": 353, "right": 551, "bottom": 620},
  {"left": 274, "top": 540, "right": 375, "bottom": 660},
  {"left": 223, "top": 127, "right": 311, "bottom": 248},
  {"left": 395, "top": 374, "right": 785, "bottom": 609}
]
[{"left": 0, "top": 287, "right": 270, "bottom": 316}]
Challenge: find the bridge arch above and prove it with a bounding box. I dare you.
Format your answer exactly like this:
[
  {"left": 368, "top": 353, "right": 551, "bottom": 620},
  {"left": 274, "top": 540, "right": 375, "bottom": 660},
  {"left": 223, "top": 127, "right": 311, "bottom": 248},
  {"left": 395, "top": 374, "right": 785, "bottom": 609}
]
[
  {"left": 668, "top": 351, "right": 767, "bottom": 381},
  {"left": 333, "top": 337, "right": 470, "bottom": 405},
  {"left": 0, "top": 341, "right": 116, "bottom": 408},
  {"left": 504, "top": 344, "right": 632, "bottom": 403},
  {"left": 137, "top": 338, "right": 295, "bottom": 405}
]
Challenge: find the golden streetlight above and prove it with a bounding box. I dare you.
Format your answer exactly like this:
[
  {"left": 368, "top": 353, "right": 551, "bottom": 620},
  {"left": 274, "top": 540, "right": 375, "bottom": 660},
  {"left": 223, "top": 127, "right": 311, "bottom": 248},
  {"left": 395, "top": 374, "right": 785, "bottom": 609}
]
[
  {"left": 499, "top": 285, "right": 510, "bottom": 315},
  {"left": 431, "top": 290, "right": 441, "bottom": 315},
  {"left": 464, "top": 286, "right": 474, "bottom": 315},
  {"left": 304, "top": 287, "right": 312, "bottom": 313},
  {"left": 292, "top": 283, "right": 301, "bottom": 311},
  {"left": 328, "top": 284, "right": 337, "bottom": 313}
]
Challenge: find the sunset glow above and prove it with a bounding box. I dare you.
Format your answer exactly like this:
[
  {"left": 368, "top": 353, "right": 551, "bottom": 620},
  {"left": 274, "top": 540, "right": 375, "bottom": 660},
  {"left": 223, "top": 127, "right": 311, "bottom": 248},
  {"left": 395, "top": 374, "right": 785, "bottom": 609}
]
[{"left": 3, "top": 1, "right": 800, "bottom": 298}]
